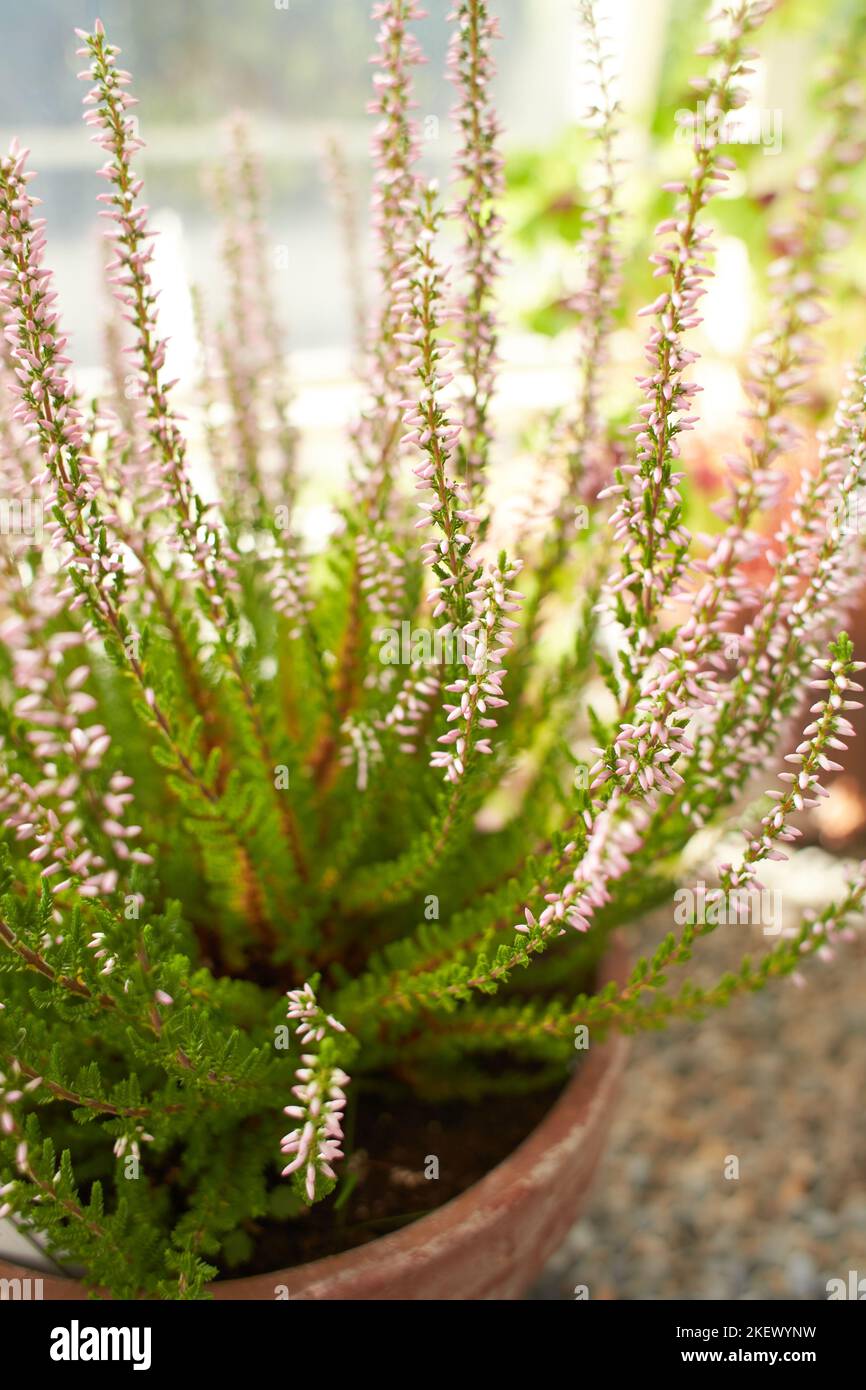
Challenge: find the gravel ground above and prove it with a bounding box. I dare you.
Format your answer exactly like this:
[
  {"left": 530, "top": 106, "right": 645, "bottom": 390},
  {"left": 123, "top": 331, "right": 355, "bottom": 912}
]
[{"left": 530, "top": 848, "right": 866, "bottom": 1301}]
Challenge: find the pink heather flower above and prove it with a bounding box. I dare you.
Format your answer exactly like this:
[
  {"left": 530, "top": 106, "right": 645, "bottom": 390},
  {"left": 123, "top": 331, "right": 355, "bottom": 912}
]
[
  {"left": 281, "top": 982, "right": 350, "bottom": 1200},
  {"left": 357, "top": 529, "right": 406, "bottom": 624},
  {"left": 773, "top": 861, "right": 866, "bottom": 987},
  {"left": 339, "top": 717, "right": 383, "bottom": 792},
  {"left": 430, "top": 558, "right": 523, "bottom": 783},
  {"left": 607, "top": 1, "right": 773, "bottom": 685},
  {"left": 446, "top": 0, "right": 504, "bottom": 498},
  {"left": 281, "top": 1054, "right": 349, "bottom": 1200},
  {"left": 514, "top": 788, "right": 649, "bottom": 941},
  {"left": 286, "top": 981, "right": 348, "bottom": 1044},
  {"left": 76, "top": 26, "right": 239, "bottom": 615},
  {"left": 0, "top": 135, "right": 219, "bottom": 820},
  {"left": 620, "top": 78, "right": 866, "bottom": 825},
  {"left": 0, "top": 144, "right": 125, "bottom": 609},
  {"left": 206, "top": 114, "right": 299, "bottom": 525},
  {"left": 113, "top": 1125, "right": 153, "bottom": 1161},
  {"left": 545, "top": 0, "right": 623, "bottom": 535},
  {"left": 356, "top": 527, "right": 407, "bottom": 695},
  {"left": 380, "top": 665, "right": 442, "bottom": 755},
  {"left": 352, "top": 1, "right": 428, "bottom": 514},
  {"left": 0, "top": 749, "right": 145, "bottom": 905},
  {"left": 394, "top": 177, "right": 524, "bottom": 787},
  {"left": 0, "top": 1062, "right": 40, "bottom": 1151},
  {"left": 263, "top": 533, "right": 313, "bottom": 640},
  {"left": 719, "top": 646, "right": 865, "bottom": 893},
  {"left": 398, "top": 181, "right": 482, "bottom": 632},
  {"left": 691, "top": 368, "right": 866, "bottom": 816}
]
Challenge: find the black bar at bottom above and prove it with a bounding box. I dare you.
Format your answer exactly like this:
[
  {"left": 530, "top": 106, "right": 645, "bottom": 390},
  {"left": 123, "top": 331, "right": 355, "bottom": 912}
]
[{"left": 2, "top": 1296, "right": 863, "bottom": 1377}]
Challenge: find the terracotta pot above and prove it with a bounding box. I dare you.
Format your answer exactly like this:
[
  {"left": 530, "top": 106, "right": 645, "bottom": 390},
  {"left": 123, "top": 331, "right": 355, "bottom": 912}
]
[{"left": 0, "top": 940, "right": 629, "bottom": 1301}]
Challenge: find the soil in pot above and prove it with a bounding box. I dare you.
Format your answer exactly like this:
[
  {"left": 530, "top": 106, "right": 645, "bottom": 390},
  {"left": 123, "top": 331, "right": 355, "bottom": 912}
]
[{"left": 219, "top": 1071, "right": 568, "bottom": 1280}]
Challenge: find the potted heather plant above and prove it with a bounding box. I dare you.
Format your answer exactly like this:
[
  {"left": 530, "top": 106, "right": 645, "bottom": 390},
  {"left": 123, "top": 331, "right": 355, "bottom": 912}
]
[{"left": 1, "top": 0, "right": 865, "bottom": 1300}]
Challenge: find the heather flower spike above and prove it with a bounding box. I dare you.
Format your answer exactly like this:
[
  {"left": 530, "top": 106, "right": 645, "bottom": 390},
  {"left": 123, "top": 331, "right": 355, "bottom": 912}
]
[
  {"left": 608, "top": 0, "right": 774, "bottom": 699},
  {"left": 77, "top": 25, "right": 241, "bottom": 626},
  {"left": 352, "top": 0, "right": 428, "bottom": 516},
  {"left": 554, "top": 0, "right": 623, "bottom": 530},
  {"left": 1, "top": 2, "right": 866, "bottom": 1300},
  {"left": 282, "top": 983, "right": 349, "bottom": 1203},
  {"left": 447, "top": 0, "right": 504, "bottom": 506},
  {"left": 721, "top": 637, "right": 865, "bottom": 892},
  {"left": 516, "top": 0, "right": 623, "bottom": 658}
]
